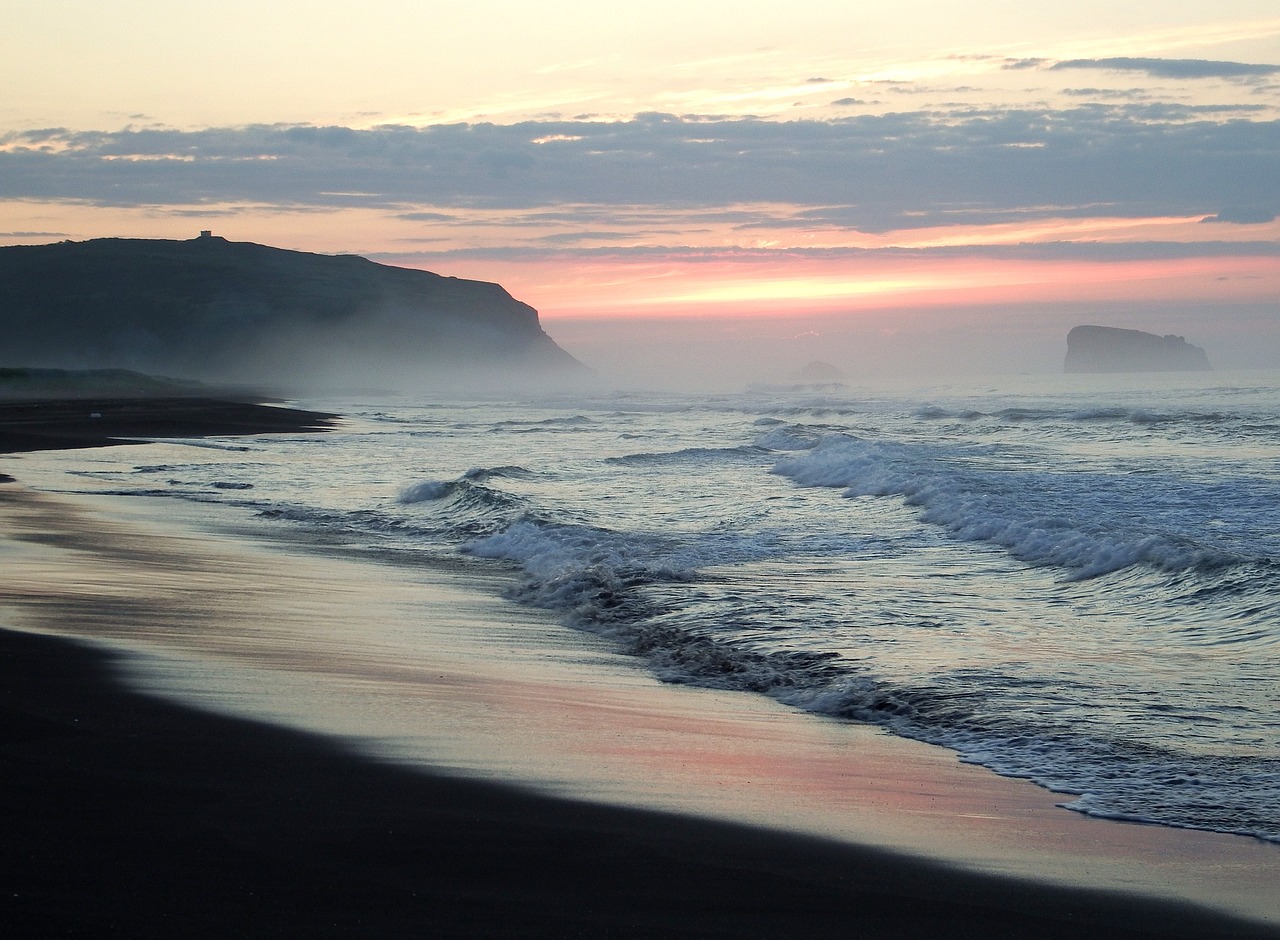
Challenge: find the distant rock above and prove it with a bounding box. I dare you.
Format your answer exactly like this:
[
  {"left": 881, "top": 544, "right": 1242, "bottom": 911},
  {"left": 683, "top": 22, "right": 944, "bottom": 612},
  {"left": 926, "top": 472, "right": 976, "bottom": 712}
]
[
  {"left": 1064, "top": 325, "right": 1211, "bottom": 373},
  {"left": 0, "top": 236, "right": 588, "bottom": 391},
  {"left": 789, "top": 361, "right": 847, "bottom": 384}
]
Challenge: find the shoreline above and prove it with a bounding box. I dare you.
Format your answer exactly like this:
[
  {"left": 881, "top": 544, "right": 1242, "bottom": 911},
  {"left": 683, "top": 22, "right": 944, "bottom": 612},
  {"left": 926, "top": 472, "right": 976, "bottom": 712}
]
[
  {"left": 4, "top": 625, "right": 1275, "bottom": 939},
  {"left": 0, "top": 396, "right": 335, "bottom": 454},
  {"left": 3, "top": 465, "right": 1280, "bottom": 936}
]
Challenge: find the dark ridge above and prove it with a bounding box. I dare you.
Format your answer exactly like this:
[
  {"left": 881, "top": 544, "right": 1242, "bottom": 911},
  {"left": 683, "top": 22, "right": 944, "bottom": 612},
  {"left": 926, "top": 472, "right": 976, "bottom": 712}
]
[{"left": 0, "top": 235, "right": 586, "bottom": 388}]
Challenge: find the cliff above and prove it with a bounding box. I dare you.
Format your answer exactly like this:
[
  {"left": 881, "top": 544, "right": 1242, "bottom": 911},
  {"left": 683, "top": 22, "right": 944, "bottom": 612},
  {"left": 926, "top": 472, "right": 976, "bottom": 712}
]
[
  {"left": 1064, "top": 325, "right": 1211, "bottom": 374},
  {"left": 0, "top": 236, "right": 586, "bottom": 390}
]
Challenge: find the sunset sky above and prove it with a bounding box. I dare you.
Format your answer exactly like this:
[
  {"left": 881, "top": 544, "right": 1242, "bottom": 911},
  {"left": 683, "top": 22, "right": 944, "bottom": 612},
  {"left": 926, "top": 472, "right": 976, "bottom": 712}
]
[{"left": 2, "top": 1, "right": 1277, "bottom": 381}]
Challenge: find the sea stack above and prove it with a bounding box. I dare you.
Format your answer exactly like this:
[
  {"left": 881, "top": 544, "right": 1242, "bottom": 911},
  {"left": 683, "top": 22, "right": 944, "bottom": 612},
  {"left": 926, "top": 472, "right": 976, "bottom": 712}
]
[{"left": 1064, "top": 325, "right": 1212, "bottom": 373}]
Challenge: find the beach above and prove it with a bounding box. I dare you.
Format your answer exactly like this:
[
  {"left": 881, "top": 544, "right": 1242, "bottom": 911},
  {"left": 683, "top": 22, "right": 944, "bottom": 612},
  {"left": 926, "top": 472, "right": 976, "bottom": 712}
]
[
  {"left": 2, "top": 414, "right": 1280, "bottom": 939},
  {"left": 0, "top": 396, "right": 336, "bottom": 454}
]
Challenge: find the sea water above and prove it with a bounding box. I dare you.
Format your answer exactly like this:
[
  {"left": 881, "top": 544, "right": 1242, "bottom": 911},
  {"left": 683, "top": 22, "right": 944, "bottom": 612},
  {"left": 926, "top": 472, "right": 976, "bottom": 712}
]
[{"left": 56, "top": 370, "right": 1280, "bottom": 842}]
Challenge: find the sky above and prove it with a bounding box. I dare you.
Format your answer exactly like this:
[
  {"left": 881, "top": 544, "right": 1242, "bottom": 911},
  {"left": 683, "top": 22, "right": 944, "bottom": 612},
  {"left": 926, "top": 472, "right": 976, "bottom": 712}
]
[{"left": 2, "top": 1, "right": 1278, "bottom": 383}]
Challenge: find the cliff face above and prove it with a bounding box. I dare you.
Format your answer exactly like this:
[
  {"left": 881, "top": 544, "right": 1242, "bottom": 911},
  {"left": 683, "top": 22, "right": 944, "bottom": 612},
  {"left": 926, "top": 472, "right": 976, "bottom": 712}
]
[
  {"left": 0, "top": 236, "right": 586, "bottom": 389},
  {"left": 1064, "top": 325, "right": 1211, "bottom": 374}
]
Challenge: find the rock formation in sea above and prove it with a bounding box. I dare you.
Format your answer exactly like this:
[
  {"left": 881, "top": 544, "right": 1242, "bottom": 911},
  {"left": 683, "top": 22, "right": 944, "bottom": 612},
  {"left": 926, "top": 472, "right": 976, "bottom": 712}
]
[
  {"left": 0, "top": 235, "right": 587, "bottom": 390},
  {"left": 788, "top": 360, "right": 847, "bottom": 384},
  {"left": 1063, "top": 325, "right": 1212, "bottom": 374}
]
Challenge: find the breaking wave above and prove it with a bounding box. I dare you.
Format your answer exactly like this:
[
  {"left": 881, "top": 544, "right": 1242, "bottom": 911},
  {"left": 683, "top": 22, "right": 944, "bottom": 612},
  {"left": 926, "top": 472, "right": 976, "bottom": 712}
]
[{"left": 771, "top": 432, "right": 1271, "bottom": 579}]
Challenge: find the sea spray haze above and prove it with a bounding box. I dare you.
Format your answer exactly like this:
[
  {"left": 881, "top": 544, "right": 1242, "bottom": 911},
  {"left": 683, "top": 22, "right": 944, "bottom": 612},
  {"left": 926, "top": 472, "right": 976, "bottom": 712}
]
[{"left": 59, "top": 370, "right": 1280, "bottom": 842}]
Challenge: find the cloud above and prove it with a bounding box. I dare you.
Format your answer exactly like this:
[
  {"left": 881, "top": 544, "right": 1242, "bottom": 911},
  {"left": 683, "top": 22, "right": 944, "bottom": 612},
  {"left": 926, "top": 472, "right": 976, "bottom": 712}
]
[
  {"left": 1061, "top": 87, "right": 1155, "bottom": 101},
  {"left": 2, "top": 108, "right": 1277, "bottom": 236},
  {"left": 396, "top": 210, "right": 460, "bottom": 222},
  {"left": 1050, "top": 58, "right": 1280, "bottom": 80},
  {"left": 1201, "top": 206, "right": 1279, "bottom": 224},
  {"left": 535, "top": 230, "right": 647, "bottom": 244},
  {"left": 370, "top": 241, "right": 1280, "bottom": 269}
]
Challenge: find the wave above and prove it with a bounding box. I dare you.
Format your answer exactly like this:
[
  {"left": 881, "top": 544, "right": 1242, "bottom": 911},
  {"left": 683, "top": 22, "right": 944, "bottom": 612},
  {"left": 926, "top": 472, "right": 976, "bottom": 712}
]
[
  {"left": 491, "top": 415, "right": 595, "bottom": 432},
  {"left": 397, "top": 465, "right": 536, "bottom": 505},
  {"left": 753, "top": 426, "right": 822, "bottom": 451},
  {"left": 905, "top": 402, "right": 1262, "bottom": 430},
  {"left": 915, "top": 405, "right": 985, "bottom": 420},
  {"left": 398, "top": 479, "right": 452, "bottom": 503},
  {"left": 771, "top": 433, "right": 1268, "bottom": 579},
  {"left": 461, "top": 507, "right": 793, "bottom": 623},
  {"left": 579, "top": 603, "right": 1280, "bottom": 841},
  {"left": 88, "top": 387, "right": 1279, "bottom": 845},
  {"left": 459, "top": 538, "right": 1280, "bottom": 842},
  {"left": 778, "top": 668, "right": 1280, "bottom": 842},
  {"left": 463, "top": 519, "right": 686, "bottom": 623},
  {"left": 394, "top": 472, "right": 530, "bottom": 543},
  {"left": 605, "top": 444, "right": 770, "bottom": 467}
]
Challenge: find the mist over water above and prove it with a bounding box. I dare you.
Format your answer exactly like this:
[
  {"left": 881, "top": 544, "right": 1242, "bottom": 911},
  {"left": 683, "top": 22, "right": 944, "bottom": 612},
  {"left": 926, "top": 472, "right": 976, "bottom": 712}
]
[
  {"left": 0, "top": 237, "right": 591, "bottom": 397},
  {"left": 544, "top": 302, "right": 1280, "bottom": 392},
  {"left": 50, "top": 370, "right": 1280, "bottom": 842}
]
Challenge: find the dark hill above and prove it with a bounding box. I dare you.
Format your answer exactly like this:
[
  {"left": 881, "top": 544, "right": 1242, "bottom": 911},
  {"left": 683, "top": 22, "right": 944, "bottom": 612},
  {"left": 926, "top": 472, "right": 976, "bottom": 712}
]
[
  {"left": 0, "top": 236, "right": 586, "bottom": 390},
  {"left": 0, "top": 366, "right": 209, "bottom": 400},
  {"left": 1064, "top": 325, "right": 1211, "bottom": 374}
]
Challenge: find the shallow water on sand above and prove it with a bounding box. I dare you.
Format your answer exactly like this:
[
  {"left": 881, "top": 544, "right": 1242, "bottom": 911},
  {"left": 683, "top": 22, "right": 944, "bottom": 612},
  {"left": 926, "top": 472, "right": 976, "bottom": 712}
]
[
  {"left": 10, "top": 370, "right": 1280, "bottom": 847},
  {"left": 4, "top": 480, "right": 1280, "bottom": 927}
]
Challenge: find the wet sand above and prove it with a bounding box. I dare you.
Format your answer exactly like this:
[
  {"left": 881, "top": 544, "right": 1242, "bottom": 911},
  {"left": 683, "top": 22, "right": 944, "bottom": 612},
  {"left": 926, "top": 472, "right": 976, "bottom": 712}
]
[{"left": 2, "top": 471, "right": 1280, "bottom": 938}]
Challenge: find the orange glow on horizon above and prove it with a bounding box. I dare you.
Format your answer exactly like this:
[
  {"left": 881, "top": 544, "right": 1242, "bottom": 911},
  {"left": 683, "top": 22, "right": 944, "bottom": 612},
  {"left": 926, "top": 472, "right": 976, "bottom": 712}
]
[
  {"left": 3, "top": 199, "right": 1274, "bottom": 327},
  {"left": 439, "top": 252, "right": 1279, "bottom": 321}
]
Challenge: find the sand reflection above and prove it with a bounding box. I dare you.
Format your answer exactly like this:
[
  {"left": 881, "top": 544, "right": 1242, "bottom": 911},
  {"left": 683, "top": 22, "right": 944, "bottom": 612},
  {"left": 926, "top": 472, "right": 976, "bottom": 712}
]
[{"left": 2, "top": 481, "right": 1279, "bottom": 925}]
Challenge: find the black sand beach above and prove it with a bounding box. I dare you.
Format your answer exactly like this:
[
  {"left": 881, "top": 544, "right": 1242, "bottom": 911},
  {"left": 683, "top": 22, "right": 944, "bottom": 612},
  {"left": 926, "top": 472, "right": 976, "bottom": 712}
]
[
  {"left": 3, "top": 401, "right": 1279, "bottom": 938},
  {"left": 0, "top": 397, "right": 335, "bottom": 454},
  {"left": 5, "top": 625, "right": 1278, "bottom": 940}
]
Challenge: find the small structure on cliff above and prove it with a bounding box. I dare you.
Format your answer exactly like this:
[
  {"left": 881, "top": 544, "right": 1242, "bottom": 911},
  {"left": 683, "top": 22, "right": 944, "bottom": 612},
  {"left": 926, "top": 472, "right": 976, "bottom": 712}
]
[{"left": 1064, "top": 325, "right": 1212, "bottom": 373}]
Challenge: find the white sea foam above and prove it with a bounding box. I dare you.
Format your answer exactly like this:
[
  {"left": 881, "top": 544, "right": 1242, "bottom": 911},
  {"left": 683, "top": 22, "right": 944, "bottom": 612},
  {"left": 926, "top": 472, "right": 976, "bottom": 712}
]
[{"left": 772, "top": 433, "right": 1244, "bottom": 578}]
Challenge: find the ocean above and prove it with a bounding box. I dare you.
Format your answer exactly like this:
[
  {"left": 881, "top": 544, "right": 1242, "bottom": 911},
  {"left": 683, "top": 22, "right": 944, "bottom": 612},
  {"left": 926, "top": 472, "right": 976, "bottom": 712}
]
[{"left": 51, "top": 370, "right": 1280, "bottom": 844}]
